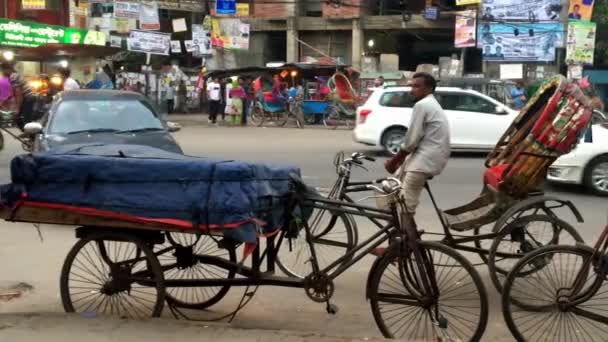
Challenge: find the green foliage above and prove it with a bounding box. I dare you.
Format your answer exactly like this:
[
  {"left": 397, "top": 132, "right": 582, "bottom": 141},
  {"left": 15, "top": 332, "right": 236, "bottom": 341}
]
[{"left": 593, "top": 1, "right": 608, "bottom": 65}]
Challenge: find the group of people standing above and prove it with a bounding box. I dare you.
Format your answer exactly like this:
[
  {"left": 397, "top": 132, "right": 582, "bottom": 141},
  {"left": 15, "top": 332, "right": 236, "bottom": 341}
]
[{"left": 206, "top": 77, "right": 254, "bottom": 126}]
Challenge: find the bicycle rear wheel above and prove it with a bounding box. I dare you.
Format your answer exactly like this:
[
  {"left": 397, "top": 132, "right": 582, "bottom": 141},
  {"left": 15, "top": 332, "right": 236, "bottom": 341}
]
[
  {"left": 323, "top": 105, "right": 340, "bottom": 129},
  {"left": 369, "top": 241, "right": 488, "bottom": 341},
  {"left": 274, "top": 110, "right": 289, "bottom": 127},
  {"left": 502, "top": 245, "right": 608, "bottom": 342}
]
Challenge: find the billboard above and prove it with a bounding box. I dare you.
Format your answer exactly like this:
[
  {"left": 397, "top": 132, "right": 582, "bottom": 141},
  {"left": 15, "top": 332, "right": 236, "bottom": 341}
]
[
  {"left": 0, "top": 18, "right": 106, "bottom": 48},
  {"left": 568, "top": 0, "right": 595, "bottom": 21},
  {"left": 455, "top": 10, "right": 477, "bottom": 48},
  {"left": 480, "top": 0, "right": 562, "bottom": 22},
  {"left": 566, "top": 21, "right": 596, "bottom": 65},
  {"left": 211, "top": 19, "right": 250, "bottom": 50},
  {"left": 478, "top": 23, "right": 564, "bottom": 62}
]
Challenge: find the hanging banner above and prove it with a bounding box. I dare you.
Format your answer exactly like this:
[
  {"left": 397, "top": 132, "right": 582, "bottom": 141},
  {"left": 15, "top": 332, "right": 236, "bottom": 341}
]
[
  {"left": 211, "top": 19, "right": 249, "bottom": 50},
  {"left": 170, "top": 40, "right": 182, "bottom": 53},
  {"left": 0, "top": 18, "right": 106, "bottom": 47},
  {"left": 456, "top": 0, "right": 481, "bottom": 5},
  {"left": 216, "top": 0, "right": 236, "bottom": 15},
  {"left": 22, "top": 0, "right": 46, "bottom": 10},
  {"left": 478, "top": 23, "right": 564, "bottom": 62},
  {"left": 127, "top": 30, "right": 170, "bottom": 55},
  {"left": 115, "top": 18, "right": 136, "bottom": 33},
  {"left": 192, "top": 24, "right": 211, "bottom": 56},
  {"left": 481, "top": 0, "right": 562, "bottom": 22},
  {"left": 139, "top": 1, "right": 160, "bottom": 30},
  {"left": 114, "top": 1, "right": 140, "bottom": 19},
  {"left": 566, "top": 21, "right": 596, "bottom": 65},
  {"left": 455, "top": 10, "right": 477, "bottom": 48},
  {"left": 568, "top": 0, "right": 595, "bottom": 21}
]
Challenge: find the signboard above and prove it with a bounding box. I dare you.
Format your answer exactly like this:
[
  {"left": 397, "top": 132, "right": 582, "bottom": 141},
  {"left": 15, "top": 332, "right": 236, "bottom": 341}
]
[
  {"left": 236, "top": 3, "right": 250, "bottom": 16},
  {"left": 192, "top": 24, "right": 211, "bottom": 56},
  {"left": 481, "top": 0, "right": 562, "bottom": 22},
  {"left": 139, "top": 1, "right": 160, "bottom": 30},
  {"left": 22, "top": 0, "right": 46, "bottom": 10},
  {"left": 455, "top": 10, "right": 477, "bottom": 48},
  {"left": 127, "top": 30, "right": 170, "bottom": 55},
  {"left": 566, "top": 21, "right": 596, "bottom": 65},
  {"left": 456, "top": 0, "right": 481, "bottom": 5},
  {"left": 114, "top": 1, "right": 140, "bottom": 19},
  {"left": 568, "top": 0, "right": 595, "bottom": 21},
  {"left": 0, "top": 18, "right": 106, "bottom": 48},
  {"left": 478, "top": 23, "right": 564, "bottom": 62},
  {"left": 211, "top": 19, "right": 249, "bottom": 50},
  {"left": 424, "top": 7, "right": 439, "bottom": 20},
  {"left": 216, "top": 0, "right": 236, "bottom": 15}
]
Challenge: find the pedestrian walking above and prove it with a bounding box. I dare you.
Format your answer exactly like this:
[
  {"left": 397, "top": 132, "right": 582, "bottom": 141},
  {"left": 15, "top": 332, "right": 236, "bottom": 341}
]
[
  {"left": 0, "top": 70, "right": 13, "bottom": 111},
  {"left": 165, "top": 81, "right": 175, "bottom": 114},
  {"left": 177, "top": 80, "right": 188, "bottom": 113},
  {"left": 207, "top": 77, "right": 221, "bottom": 125},
  {"left": 239, "top": 77, "right": 249, "bottom": 126}
]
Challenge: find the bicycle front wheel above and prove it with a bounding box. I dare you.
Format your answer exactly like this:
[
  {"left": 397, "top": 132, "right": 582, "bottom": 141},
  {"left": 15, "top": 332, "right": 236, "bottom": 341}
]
[
  {"left": 369, "top": 241, "right": 488, "bottom": 341},
  {"left": 250, "top": 105, "right": 265, "bottom": 126},
  {"left": 502, "top": 245, "right": 608, "bottom": 342}
]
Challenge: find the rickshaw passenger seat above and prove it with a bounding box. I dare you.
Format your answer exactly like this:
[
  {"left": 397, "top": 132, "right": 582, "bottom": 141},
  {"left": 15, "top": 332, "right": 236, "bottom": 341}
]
[{"left": 484, "top": 164, "right": 508, "bottom": 190}]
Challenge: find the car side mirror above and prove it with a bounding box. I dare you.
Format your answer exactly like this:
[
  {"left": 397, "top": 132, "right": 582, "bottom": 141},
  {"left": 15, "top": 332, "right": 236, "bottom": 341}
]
[
  {"left": 167, "top": 121, "right": 181, "bottom": 133},
  {"left": 24, "top": 122, "right": 42, "bottom": 135}
]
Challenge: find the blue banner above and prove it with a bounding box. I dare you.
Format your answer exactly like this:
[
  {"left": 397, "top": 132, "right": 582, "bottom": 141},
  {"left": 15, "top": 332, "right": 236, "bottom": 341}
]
[
  {"left": 216, "top": 0, "right": 236, "bottom": 15},
  {"left": 478, "top": 23, "right": 564, "bottom": 62}
]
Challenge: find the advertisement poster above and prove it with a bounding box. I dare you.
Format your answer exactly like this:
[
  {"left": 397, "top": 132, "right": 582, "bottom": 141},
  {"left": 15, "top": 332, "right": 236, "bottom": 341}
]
[
  {"left": 0, "top": 18, "right": 106, "bottom": 48},
  {"left": 211, "top": 19, "right": 250, "bottom": 50},
  {"left": 110, "top": 35, "right": 123, "bottom": 48},
  {"left": 127, "top": 30, "right": 170, "bottom": 56},
  {"left": 192, "top": 24, "right": 211, "bottom": 56},
  {"left": 478, "top": 23, "right": 564, "bottom": 62},
  {"left": 172, "top": 18, "right": 187, "bottom": 33},
  {"left": 139, "top": 1, "right": 160, "bottom": 30},
  {"left": 236, "top": 3, "right": 250, "bottom": 16},
  {"left": 480, "top": 0, "right": 562, "bottom": 22},
  {"left": 568, "top": 0, "right": 595, "bottom": 21},
  {"left": 22, "top": 0, "right": 46, "bottom": 10},
  {"left": 566, "top": 21, "right": 596, "bottom": 65},
  {"left": 115, "top": 18, "right": 136, "bottom": 33},
  {"left": 456, "top": 0, "right": 481, "bottom": 5},
  {"left": 114, "top": 1, "right": 140, "bottom": 19},
  {"left": 184, "top": 40, "right": 196, "bottom": 52},
  {"left": 170, "top": 40, "right": 182, "bottom": 53},
  {"left": 455, "top": 10, "right": 477, "bottom": 48}
]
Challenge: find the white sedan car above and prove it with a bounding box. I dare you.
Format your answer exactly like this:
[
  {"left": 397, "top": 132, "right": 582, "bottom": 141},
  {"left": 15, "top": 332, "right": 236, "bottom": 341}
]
[
  {"left": 353, "top": 86, "right": 519, "bottom": 154},
  {"left": 548, "top": 121, "right": 608, "bottom": 196}
]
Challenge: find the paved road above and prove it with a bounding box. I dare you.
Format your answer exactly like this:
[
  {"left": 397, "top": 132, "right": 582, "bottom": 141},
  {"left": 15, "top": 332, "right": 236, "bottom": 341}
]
[{"left": 0, "top": 126, "right": 605, "bottom": 341}]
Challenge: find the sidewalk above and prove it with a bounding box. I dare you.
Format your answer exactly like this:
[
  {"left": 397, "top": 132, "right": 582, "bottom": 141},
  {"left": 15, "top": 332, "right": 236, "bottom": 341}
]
[{"left": 0, "top": 312, "right": 397, "bottom": 342}]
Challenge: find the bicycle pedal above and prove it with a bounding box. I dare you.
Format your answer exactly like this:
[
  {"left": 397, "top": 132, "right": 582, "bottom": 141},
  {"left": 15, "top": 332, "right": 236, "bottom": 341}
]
[
  {"left": 436, "top": 316, "right": 448, "bottom": 329},
  {"left": 326, "top": 303, "right": 339, "bottom": 315}
]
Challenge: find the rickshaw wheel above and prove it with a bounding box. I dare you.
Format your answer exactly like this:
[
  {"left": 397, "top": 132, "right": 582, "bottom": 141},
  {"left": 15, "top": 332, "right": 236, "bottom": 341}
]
[
  {"left": 250, "top": 105, "right": 265, "bottom": 126},
  {"left": 323, "top": 106, "right": 340, "bottom": 129},
  {"left": 274, "top": 111, "right": 289, "bottom": 127},
  {"left": 60, "top": 231, "right": 165, "bottom": 318},
  {"left": 487, "top": 214, "right": 583, "bottom": 293},
  {"left": 160, "top": 233, "right": 236, "bottom": 309}
]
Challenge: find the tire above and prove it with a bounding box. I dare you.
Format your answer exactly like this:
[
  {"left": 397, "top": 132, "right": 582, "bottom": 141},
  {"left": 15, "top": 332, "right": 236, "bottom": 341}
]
[
  {"left": 584, "top": 155, "right": 608, "bottom": 196},
  {"left": 60, "top": 231, "right": 165, "bottom": 318},
  {"left": 369, "top": 241, "right": 488, "bottom": 341},
  {"left": 487, "top": 214, "right": 583, "bottom": 294},
  {"left": 381, "top": 127, "right": 407, "bottom": 156},
  {"left": 323, "top": 105, "right": 340, "bottom": 129},
  {"left": 502, "top": 245, "right": 608, "bottom": 341},
  {"left": 276, "top": 211, "right": 357, "bottom": 279},
  {"left": 159, "top": 233, "right": 236, "bottom": 309},
  {"left": 250, "top": 104, "right": 265, "bottom": 126}
]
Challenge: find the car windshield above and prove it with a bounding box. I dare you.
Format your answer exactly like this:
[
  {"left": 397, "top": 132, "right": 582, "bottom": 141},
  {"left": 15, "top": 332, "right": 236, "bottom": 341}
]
[{"left": 49, "top": 99, "right": 164, "bottom": 134}]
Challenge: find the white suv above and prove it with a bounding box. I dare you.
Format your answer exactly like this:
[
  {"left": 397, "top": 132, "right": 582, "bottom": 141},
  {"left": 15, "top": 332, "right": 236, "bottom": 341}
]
[{"left": 353, "top": 86, "right": 519, "bottom": 154}]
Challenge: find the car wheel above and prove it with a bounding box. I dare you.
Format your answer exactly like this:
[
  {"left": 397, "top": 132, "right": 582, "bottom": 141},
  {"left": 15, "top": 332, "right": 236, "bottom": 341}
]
[
  {"left": 584, "top": 155, "right": 608, "bottom": 196},
  {"left": 382, "top": 128, "right": 406, "bottom": 155}
]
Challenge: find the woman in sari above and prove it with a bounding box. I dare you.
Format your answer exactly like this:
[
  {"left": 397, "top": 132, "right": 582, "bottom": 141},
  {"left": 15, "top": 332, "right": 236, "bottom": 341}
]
[{"left": 228, "top": 79, "right": 246, "bottom": 125}]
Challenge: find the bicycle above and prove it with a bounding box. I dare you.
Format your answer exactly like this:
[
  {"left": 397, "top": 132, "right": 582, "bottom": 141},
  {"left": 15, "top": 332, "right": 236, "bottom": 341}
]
[
  {"left": 323, "top": 101, "right": 356, "bottom": 129},
  {"left": 502, "top": 219, "right": 608, "bottom": 341}
]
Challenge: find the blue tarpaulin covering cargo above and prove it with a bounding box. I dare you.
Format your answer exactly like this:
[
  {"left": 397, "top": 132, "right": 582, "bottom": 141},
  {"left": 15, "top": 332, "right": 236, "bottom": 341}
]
[{"left": 0, "top": 144, "right": 301, "bottom": 243}]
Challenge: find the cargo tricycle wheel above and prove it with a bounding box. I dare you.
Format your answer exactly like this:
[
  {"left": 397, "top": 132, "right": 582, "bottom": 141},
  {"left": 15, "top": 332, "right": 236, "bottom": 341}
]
[
  {"left": 60, "top": 231, "right": 165, "bottom": 318},
  {"left": 160, "top": 233, "right": 236, "bottom": 309}
]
